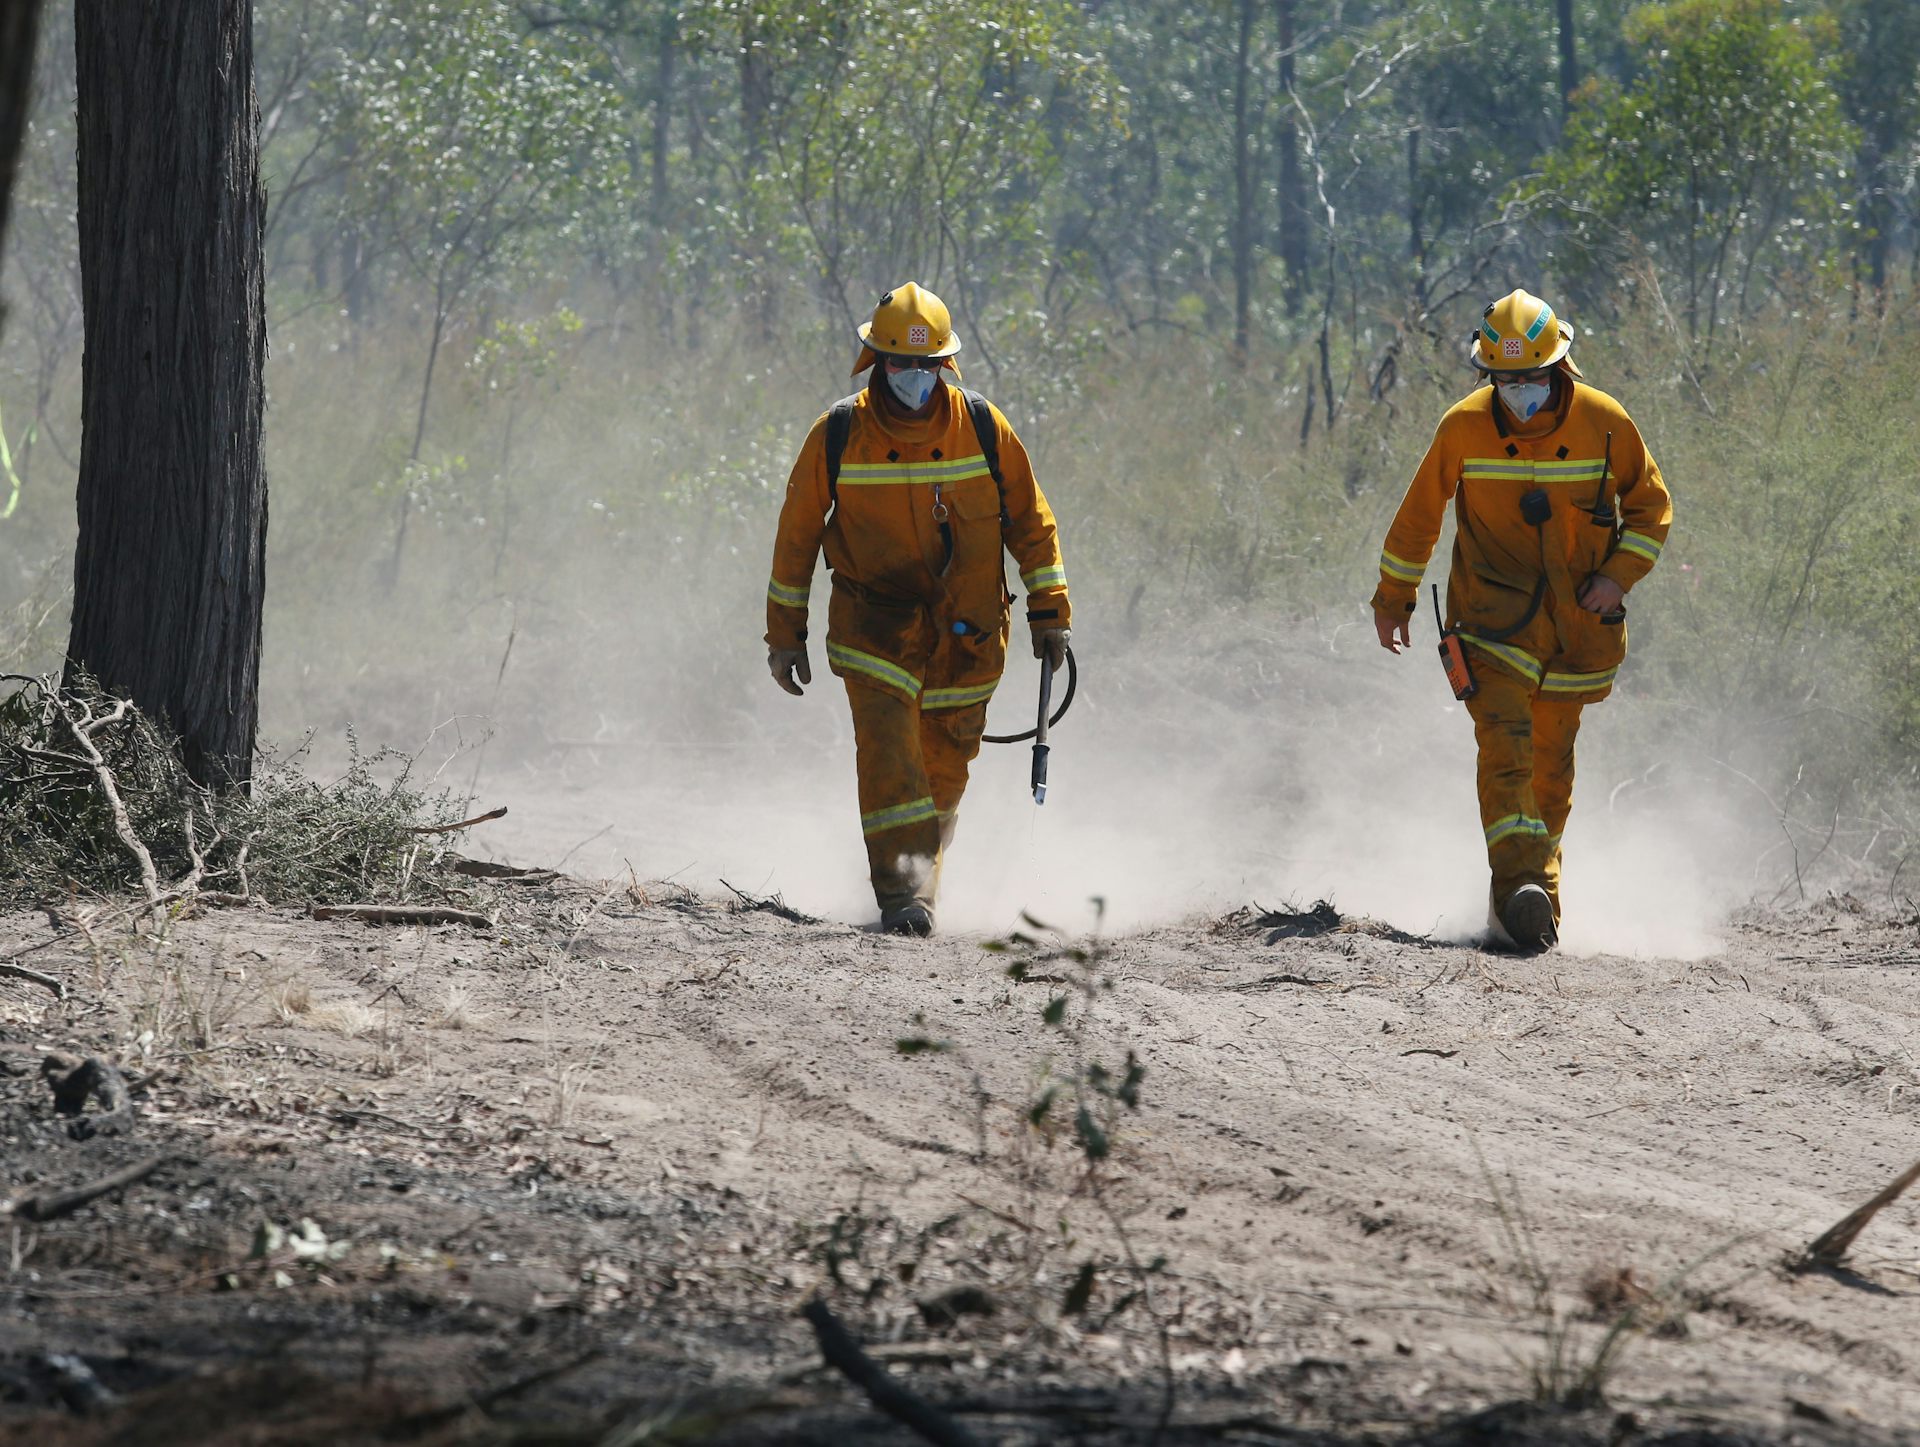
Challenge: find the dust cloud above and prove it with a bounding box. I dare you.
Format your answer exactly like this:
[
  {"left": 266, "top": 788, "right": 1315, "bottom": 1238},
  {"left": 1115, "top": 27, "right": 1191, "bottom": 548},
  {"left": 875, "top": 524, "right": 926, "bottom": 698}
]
[{"left": 475, "top": 598, "right": 1766, "bottom": 962}]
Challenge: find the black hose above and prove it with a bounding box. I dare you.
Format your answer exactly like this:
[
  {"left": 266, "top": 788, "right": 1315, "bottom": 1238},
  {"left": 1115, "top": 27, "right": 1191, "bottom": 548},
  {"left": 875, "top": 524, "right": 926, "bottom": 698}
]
[{"left": 982, "top": 645, "right": 1077, "bottom": 745}]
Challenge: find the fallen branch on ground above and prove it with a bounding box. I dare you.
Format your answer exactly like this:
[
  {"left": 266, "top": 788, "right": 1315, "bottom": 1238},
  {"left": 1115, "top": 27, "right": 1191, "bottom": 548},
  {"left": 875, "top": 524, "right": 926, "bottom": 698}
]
[
  {"left": 57, "top": 694, "right": 166, "bottom": 922},
  {"left": 311, "top": 904, "right": 494, "bottom": 929},
  {"left": 408, "top": 805, "right": 508, "bottom": 835},
  {"left": 800, "top": 1298, "right": 982, "bottom": 1447},
  {"left": 0, "top": 960, "right": 64, "bottom": 997},
  {"left": 3, "top": 1155, "right": 168, "bottom": 1223},
  {"left": 720, "top": 878, "right": 822, "bottom": 925},
  {"left": 1792, "top": 1159, "right": 1920, "bottom": 1271},
  {"left": 450, "top": 856, "right": 559, "bottom": 884}
]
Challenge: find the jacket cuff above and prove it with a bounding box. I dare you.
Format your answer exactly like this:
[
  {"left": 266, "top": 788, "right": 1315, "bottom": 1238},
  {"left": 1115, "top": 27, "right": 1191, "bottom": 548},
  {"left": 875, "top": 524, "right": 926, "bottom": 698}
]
[
  {"left": 1370, "top": 583, "right": 1418, "bottom": 617},
  {"left": 1599, "top": 529, "right": 1664, "bottom": 592},
  {"left": 765, "top": 606, "right": 808, "bottom": 652},
  {"left": 1024, "top": 590, "right": 1070, "bottom": 633}
]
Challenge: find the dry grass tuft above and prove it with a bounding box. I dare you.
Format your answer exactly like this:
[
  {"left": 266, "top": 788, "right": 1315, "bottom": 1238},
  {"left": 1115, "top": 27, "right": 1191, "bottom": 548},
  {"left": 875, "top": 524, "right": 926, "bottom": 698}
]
[
  {"left": 434, "top": 982, "right": 483, "bottom": 1031},
  {"left": 272, "top": 978, "right": 314, "bottom": 1023},
  {"left": 310, "top": 999, "right": 378, "bottom": 1039}
]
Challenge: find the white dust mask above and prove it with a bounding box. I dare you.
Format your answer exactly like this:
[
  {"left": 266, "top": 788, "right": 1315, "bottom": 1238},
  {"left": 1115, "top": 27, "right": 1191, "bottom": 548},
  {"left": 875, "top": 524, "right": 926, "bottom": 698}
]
[
  {"left": 887, "top": 364, "right": 941, "bottom": 410},
  {"left": 1496, "top": 378, "right": 1552, "bottom": 421}
]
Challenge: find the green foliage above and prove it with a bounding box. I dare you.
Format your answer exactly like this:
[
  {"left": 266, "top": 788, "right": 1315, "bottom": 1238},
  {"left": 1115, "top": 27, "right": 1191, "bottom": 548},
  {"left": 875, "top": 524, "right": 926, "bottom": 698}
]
[
  {"left": 754, "top": 0, "right": 1117, "bottom": 313},
  {"left": 1535, "top": 0, "right": 1858, "bottom": 340},
  {"left": 320, "top": 1, "right": 632, "bottom": 297}
]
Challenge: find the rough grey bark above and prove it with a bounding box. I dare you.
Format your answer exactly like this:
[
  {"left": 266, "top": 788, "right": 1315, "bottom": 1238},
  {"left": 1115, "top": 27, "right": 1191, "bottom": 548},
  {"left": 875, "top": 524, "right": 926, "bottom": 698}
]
[
  {"left": 69, "top": 0, "right": 267, "bottom": 790},
  {"left": 0, "top": 0, "right": 46, "bottom": 326}
]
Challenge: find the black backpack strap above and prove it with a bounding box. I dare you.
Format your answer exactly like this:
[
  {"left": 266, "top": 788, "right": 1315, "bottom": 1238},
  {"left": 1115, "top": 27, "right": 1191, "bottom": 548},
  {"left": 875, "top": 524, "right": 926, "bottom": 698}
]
[
  {"left": 823, "top": 394, "right": 858, "bottom": 507},
  {"left": 957, "top": 387, "right": 1007, "bottom": 525}
]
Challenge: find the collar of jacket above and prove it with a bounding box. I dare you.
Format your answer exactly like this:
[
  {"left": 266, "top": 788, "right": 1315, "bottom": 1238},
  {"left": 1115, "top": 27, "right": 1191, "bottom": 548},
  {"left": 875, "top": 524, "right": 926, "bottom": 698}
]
[
  {"left": 1489, "top": 373, "right": 1576, "bottom": 441},
  {"left": 865, "top": 370, "right": 955, "bottom": 445}
]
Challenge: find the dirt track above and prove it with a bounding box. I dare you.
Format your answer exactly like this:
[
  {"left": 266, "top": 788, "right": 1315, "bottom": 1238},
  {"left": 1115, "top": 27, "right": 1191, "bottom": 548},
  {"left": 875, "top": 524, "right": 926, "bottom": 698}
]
[{"left": 0, "top": 877, "right": 1915, "bottom": 1444}]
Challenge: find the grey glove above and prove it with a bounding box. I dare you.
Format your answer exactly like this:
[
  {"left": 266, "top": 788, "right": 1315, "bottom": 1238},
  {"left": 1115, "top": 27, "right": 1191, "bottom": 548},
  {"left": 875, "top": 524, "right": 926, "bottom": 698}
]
[
  {"left": 1033, "top": 628, "right": 1071, "bottom": 670},
  {"left": 769, "top": 647, "right": 811, "bottom": 696}
]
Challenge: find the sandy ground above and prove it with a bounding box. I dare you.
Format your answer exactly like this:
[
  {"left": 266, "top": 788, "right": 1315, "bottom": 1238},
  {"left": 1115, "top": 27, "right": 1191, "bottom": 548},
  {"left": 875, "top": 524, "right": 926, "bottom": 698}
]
[{"left": 0, "top": 857, "right": 1915, "bottom": 1443}]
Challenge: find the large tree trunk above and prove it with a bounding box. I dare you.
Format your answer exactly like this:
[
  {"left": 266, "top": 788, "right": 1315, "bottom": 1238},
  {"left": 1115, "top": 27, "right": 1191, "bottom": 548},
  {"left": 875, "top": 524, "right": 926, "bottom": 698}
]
[
  {"left": 69, "top": 0, "right": 267, "bottom": 790},
  {"left": 0, "top": 0, "right": 45, "bottom": 330}
]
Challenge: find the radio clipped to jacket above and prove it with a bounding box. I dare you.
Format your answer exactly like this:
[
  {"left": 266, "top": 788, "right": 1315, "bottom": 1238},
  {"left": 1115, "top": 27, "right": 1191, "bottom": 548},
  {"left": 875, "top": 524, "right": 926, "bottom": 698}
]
[{"left": 1432, "top": 584, "right": 1477, "bottom": 701}]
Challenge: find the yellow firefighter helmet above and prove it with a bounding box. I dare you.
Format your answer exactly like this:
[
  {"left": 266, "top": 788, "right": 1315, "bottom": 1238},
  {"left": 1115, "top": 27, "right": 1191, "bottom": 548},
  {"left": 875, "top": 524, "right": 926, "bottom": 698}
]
[
  {"left": 853, "top": 282, "right": 964, "bottom": 375},
  {"left": 1469, "top": 288, "right": 1576, "bottom": 373}
]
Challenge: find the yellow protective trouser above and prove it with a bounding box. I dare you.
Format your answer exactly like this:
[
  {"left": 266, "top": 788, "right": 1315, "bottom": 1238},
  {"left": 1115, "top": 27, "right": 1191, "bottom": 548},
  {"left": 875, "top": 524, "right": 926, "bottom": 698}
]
[
  {"left": 1463, "top": 662, "right": 1585, "bottom": 922},
  {"left": 844, "top": 680, "right": 988, "bottom": 910}
]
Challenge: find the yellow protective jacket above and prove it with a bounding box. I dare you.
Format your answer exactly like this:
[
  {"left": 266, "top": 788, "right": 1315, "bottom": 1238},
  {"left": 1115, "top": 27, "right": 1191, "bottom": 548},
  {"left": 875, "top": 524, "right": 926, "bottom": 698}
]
[
  {"left": 765, "top": 379, "right": 1070, "bottom": 707},
  {"left": 1370, "top": 379, "right": 1673, "bottom": 703}
]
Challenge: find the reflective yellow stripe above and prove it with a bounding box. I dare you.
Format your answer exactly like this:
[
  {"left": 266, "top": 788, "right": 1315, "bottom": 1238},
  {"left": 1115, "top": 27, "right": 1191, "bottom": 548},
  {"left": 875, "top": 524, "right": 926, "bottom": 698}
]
[
  {"left": 862, "top": 795, "right": 939, "bottom": 836},
  {"left": 923, "top": 680, "right": 999, "bottom": 710},
  {"left": 1459, "top": 635, "right": 1543, "bottom": 684},
  {"left": 826, "top": 642, "right": 922, "bottom": 699},
  {"left": 1462, "top": 459, "right": 1538, "bottom": 479},
  {"left": 1617, "top": 531, "right": 1662, "bottom": 563},
  {"left": 837, "top": 455, "right": 991, "bottom": 486},
  {"left": 1541, "top": 666, "right": 1617, "bottom": 694},
  {"left": 1462, "top": 457, "right": 1606, "bottom": 483},
  {"left": 767, "top": 578, "right": 810, "bottom": 608},
  {"left": 1379, "top": 548, "right": 1424, "bottom": 583},
  {"left": 1485, "top": 813, "right": 1549, "bottom": 846},
  {"left": 1021, "top": 564, "right": 1067, "bottom": 592}
]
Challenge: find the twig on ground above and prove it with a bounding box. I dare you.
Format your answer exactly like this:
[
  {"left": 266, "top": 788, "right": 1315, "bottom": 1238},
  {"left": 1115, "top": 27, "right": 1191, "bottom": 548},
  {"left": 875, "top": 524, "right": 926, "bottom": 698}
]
[
  {"left": 3, "top": 1155, "right": 169, "bottom": 1223},
  {"left": 0, "top": 960, "right": 65, "bottom": 997},
  {"left": 800, "top": 1297, "right": 983, "bottom": 1447},
  {"left": 1792, "top": 1159, "right": 1920, "bottom": 1271},
  {"left": 408, "top": 805, "right": 508, "bottom": 836},
  {"left": 719, "top": 878, "right": 822, "bottom": 925},
  {"left": 311, "top": 904, "right": 494, "bottom": 929}
]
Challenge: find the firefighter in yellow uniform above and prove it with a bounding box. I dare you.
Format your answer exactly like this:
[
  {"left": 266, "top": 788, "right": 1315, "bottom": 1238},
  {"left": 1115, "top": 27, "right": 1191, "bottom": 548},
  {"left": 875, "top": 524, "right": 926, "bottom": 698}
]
[
  {"left": 765, "top": 284, "right": 1072, "bottom": 935},
  {"left": 1371, "top": 289, "right": 1673, "bottom": 951}
]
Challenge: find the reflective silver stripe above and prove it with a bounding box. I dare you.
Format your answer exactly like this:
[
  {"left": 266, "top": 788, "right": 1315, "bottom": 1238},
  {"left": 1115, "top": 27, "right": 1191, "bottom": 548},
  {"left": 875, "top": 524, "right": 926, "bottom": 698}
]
[
  {"left": 826, "top": 642, "right": 922, "bottom": 699},
  {"left": 1485, "top": 813, "right": 1549, "bottom": 846},
  {"left": 1617, "top": 531, "right": 1662, "bottom": 563},
  {"left": 1021, "top": 564, "right": 1067, "bottom": 592},
  {"left": 1462, "top": 457, "right": 1607, "bottom": 483},
  {"left": 862, "top": 795, "right": 939, "bottom": 836},
  {"left": 837, "top": 454, "right": 991, "bottom": 486},
  {"left": 923, "top": 680, "right": 998, "bottom": 710},
  {"left": 767, "top": 578, "right": 810, "bottom": 608},
  {"left": 1459, "top": 635, "right": 1543, "bottom": 684},
  {"left": 1541, "top": 666, "right": 1617, "bottom": 694},
  {"left": 1379, "top": 548, "right": 1423, "bottom": 583}
]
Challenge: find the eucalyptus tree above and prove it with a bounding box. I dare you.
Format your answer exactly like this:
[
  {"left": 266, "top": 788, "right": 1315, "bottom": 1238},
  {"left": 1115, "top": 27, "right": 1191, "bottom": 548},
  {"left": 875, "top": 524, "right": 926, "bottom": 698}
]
[
  {"left": 68, "top": 0, "right": 267, "bottom": 789},
  {"left": 1536, "top": 0, "right": 1857, "bottom": 346},
  {"left": 317, "top": 0, "right": 631, "bottom": 582},
  {"left": 747, "top": 0, "right": 1112, "bottom": 356},
  {"left": 1831, "top": 0, "right": 1920, "bottom": 294}
]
